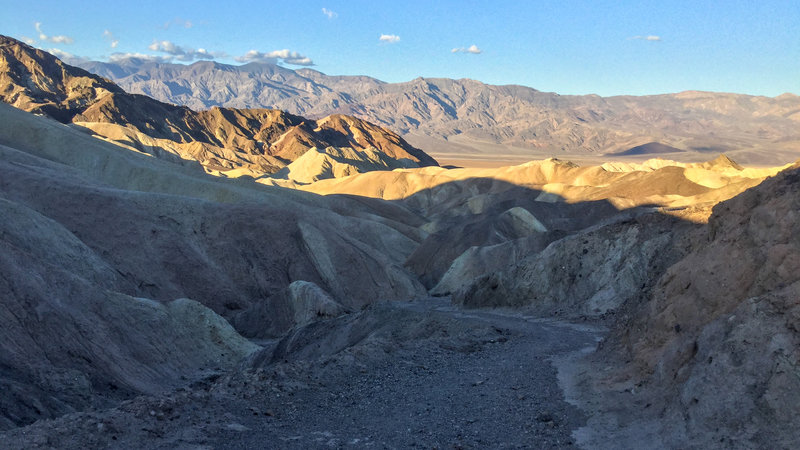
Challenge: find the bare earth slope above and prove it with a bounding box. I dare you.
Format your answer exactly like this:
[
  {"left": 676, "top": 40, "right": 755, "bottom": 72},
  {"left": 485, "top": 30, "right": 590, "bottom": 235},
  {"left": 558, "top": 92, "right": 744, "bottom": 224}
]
[
  {"left": 76, "top": 57, "right": 800, "bottom": 164},
  {"left": 0, "top": 36, "right": 436, "bottom": 178},
  {"left": 0, "top": 102, "right": 432, "bottom": 430},
  {"left": 595, "top": 163, "right": 800, "bottom": 448}
]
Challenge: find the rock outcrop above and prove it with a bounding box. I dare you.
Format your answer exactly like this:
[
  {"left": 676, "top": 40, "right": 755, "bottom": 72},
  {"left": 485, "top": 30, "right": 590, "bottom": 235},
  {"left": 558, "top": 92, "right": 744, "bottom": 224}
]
[
  {"left": 0, "top": 196, "right": 260, "bottom": 430},
  {"left": 452, "top": 211, "right": 695, "bottom": 316},
  {"left": 599, "top": 163, "right": 800, "bottom": 448}
]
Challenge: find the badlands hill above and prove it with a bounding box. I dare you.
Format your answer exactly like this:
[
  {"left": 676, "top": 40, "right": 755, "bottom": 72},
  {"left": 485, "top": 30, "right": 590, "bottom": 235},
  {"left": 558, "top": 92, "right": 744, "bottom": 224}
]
[
  {"left": 0, "top": 100, "right": 435, "bottom": 430},
  {"left": 0, "top": 35, "right": 436, "bottom": 179},
  {"left": 290, "top": 155, "right": 787, "bottom": 296},
  {"left": 77, "top": 57, "right": 800, "bottom": 165}
]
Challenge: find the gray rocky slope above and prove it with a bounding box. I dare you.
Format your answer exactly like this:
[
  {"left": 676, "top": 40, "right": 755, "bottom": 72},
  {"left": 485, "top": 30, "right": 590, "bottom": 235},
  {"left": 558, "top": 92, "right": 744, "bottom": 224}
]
[
  {"left": 602, "top": 163, "right": 800, "bottom": 448},
  {"left": 446, "top": 159, "right": 800, "bottom": 448},
  {"left": 0, "top": 102, "right": 428, "bottom": 429}
]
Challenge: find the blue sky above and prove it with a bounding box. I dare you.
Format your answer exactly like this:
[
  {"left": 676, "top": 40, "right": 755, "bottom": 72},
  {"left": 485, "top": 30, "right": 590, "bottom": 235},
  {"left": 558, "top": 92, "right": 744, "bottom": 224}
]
[{"left": 2, "top": 0, "right": 798, "bottom": 96}]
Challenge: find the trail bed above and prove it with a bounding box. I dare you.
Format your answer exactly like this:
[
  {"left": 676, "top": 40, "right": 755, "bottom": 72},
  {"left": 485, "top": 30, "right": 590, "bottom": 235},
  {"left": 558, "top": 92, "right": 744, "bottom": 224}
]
[{"left": 2, "top": 299, "right": 604, "bottom": 449}]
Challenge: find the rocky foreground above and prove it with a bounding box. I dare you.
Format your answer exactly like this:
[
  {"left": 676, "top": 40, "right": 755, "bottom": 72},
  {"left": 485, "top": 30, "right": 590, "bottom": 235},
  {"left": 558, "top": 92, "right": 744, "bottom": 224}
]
[{"left": 0, "top": 299, "right": 603, "bottom": 449}]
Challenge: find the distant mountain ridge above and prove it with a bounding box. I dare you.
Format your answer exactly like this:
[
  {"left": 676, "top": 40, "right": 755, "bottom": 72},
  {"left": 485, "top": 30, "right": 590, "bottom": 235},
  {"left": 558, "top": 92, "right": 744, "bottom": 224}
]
[
  {"left": 0, "top": 35, "right": 436, "bottom": 177},
  {"left": 76, "top": 57, "right": 800, "bottom": 162}
]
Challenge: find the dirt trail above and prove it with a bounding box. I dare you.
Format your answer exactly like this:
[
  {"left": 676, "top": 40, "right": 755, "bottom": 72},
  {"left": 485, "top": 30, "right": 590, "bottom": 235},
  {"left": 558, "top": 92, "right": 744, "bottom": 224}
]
[{"left": 1, "top": 298, "right": 604, "bottom": 449}]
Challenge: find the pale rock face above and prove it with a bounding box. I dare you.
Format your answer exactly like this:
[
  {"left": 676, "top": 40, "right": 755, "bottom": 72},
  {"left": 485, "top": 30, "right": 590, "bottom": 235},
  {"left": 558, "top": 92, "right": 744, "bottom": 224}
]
[
  {"left": 287, "top": 280, "right": 347, "bottom": 325},
  {"left": 499, "top": 207, "right": 548, "bottom": 234},
  {"left": 670, "top": 283, "right": 800, "bottom": 448},
  {"left": 431, "top": 235, "right": 555, "bottom": 296},
  {"left": 452, "top": 211, "right": 691, "bottom": 316}
]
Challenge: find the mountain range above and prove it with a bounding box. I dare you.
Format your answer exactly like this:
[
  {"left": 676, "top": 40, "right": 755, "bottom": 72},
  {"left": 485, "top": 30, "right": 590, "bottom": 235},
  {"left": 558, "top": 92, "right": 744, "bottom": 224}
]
[
  {"left": 77, "top": 57, "right": 800, "bottom": 165},
  {"left": 0, "top": 36, "right": 436, "bottom": 179}
]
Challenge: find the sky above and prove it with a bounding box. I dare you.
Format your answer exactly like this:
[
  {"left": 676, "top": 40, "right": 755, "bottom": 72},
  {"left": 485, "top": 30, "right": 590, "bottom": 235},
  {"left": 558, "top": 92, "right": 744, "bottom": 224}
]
[{"left": 1, "top": 0, "right": 798, "bottom": 97}]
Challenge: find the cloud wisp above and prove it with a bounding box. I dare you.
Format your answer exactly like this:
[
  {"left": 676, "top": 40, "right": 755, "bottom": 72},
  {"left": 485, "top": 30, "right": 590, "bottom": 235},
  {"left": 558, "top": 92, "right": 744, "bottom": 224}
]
[
  {"left": 148, "top": 40, "right": 223, "bottom": 61},
  {"left": 322, "top": 8, "right": 337, "bottom": 19},
  {"left": 46, "top": 48, "right": 91, "bottom": 65},
  {"left": 630, "top": 35, "right": 662, "bottom": 41},
  {"left": 235, "top": 49, "right": 314, "bottom": 66},
  {"left": 47, "top": 48, "right": 76, "bottom": 60},
  {"left": 452, "top": 45, "right": 482, "bottom": 54},
  {"left": 161, "top": 18, "right": 193, "bottom": 30},
  {"left": 379, "top": 34, "right": 400, "bottom": 43},
  {"left": 109, "top": 52, "right": 172, "bottom": 63},
  {"left": 34, "top": 22, "right": 74, "bottom": 44},
  {"left": 103, "top": 30, "right": 119, "bottom": 49}
]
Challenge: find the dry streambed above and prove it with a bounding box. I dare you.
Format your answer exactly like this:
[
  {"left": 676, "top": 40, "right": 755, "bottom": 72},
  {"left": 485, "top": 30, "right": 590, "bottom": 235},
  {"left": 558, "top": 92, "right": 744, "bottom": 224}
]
[{"left": 1, "top": 299, "right": 605, "bottom": 449}]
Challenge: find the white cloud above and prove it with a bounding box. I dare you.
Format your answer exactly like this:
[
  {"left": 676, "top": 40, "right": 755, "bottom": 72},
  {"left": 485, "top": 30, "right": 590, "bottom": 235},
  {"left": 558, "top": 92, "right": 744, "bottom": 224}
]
[
  {"left": 50, "top": 35, "right": 73, "bottom": 44},
  {"left": 108, "top": 52, "right": 172, "bottom": 63},
  {"left": 34, "top": 22, "right": 45, "bottom": 40},
  {"left": 379, "top": 34, "right": 400, "bottom": 43},
  {"left": 47, "top": 48, "right": 89, "bottom": 65},
  {"left": 47, "top": 48, "right": 73, "bottom": 59},
  {"left": 103, "top": 30, "right": 119, "bottom": 49},
  {"left": 322, "top": 8, "right": 337, "bottom": 19},
  {"left": 148, "top": 40, "right": 224, "bottom": 61},
  {"left": 104, "top": 40, "right": 225, "bottom": 64},
  {"left": 20, "top": 36, "right": 35, "bottom": 45},
  {"left": 631, "top": 35, "right": 662, "bottom": 41},
  {"left": 235, "top": 49, "right": 314, "bottom": 66},
  {"left": 34, "top": 22, "right": 74, "bottom": 45},
  {"left": 452, "top": 45, "right": 482, "bottom": 54}
]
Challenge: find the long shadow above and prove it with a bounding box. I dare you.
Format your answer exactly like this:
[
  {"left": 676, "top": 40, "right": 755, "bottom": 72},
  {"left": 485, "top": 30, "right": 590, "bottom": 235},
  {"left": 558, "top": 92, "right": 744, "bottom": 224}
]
[
  {"left": 319, "top": 173, "right": 699, "bottom": 301},
  {"left": 70, "top": 122, "right": 209, "bottom": 172}
]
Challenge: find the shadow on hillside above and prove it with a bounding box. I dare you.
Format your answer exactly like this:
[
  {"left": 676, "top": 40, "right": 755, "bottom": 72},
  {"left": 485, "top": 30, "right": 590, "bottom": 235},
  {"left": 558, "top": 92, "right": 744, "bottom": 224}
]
[
  {"left": 314, "top": 175, "right": 699, "bottom": 301},
  {"left": 71, "top": 123, "right": 210, "bottom": 173},
  {"left": 0, "top": 140, "right": 712, "bottom": 432}
]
